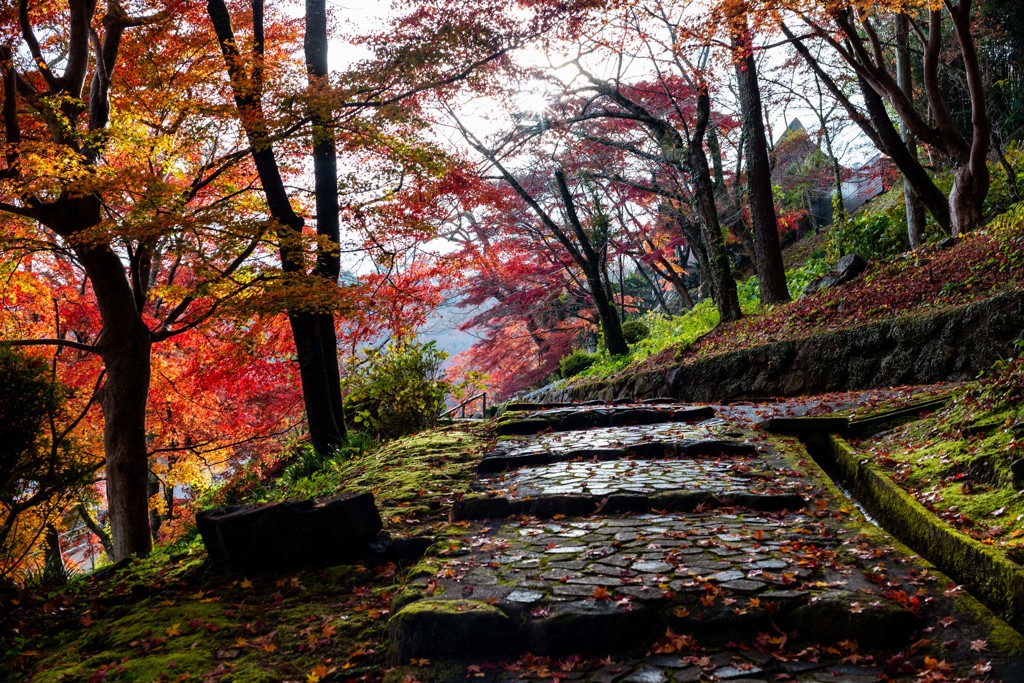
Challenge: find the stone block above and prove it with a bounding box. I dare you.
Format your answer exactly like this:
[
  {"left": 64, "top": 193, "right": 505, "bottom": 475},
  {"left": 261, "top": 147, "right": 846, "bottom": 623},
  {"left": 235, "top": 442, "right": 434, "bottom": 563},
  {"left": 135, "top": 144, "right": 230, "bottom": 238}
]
[
  {"left": 196, "top": 491, "right": 382, "bottom": 571},
  {"left": 388, "top": 599, "right": 519, "bottom": 662}
]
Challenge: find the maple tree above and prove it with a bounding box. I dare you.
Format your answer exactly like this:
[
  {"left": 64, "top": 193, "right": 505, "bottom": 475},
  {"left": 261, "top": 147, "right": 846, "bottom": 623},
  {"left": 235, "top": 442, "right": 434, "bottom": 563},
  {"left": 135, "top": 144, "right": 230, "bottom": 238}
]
[{"left": 0, "top": 1, "right": 333, "bottom": 561}]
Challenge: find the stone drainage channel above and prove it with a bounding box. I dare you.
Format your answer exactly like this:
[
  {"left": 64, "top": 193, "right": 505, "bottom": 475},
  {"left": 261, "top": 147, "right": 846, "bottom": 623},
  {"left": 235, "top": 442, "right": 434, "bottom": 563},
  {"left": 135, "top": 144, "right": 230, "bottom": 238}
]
[{"left": 388, "top": 403, "right": 1024, "bottom": 682}]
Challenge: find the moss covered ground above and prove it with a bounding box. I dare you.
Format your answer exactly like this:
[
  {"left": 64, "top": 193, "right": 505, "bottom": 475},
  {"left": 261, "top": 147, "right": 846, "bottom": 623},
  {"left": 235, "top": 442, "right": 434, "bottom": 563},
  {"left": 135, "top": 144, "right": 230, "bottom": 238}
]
[
  {"left": 2, "top": 426, "right": 491, "bottom": 682},
  {"left": 857, "top": 357, "right": 1024, "bottom": 568}
]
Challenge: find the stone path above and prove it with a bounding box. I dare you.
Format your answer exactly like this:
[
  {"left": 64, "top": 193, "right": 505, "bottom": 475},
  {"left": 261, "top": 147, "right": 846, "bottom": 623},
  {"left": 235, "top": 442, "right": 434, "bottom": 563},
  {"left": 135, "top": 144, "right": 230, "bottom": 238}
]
[{"left": 389, "top": 401, "right": 1024, "bottom": 682}]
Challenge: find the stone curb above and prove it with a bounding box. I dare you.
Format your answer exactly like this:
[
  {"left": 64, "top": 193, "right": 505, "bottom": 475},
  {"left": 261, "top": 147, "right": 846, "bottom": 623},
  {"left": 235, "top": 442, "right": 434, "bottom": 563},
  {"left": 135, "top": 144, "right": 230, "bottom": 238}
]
[{"left": 811, "top": 433, "right": 1024, "bottom": 633}]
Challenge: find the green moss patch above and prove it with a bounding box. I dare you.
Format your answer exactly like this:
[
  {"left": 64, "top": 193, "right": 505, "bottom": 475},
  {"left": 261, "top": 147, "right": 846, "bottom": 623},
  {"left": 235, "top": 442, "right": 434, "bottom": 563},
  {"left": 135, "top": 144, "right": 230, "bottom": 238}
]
[
  {"left": 818, "top": 434, "right": 1024, "bottom": 633},
  {"left": 266, "top": 425, "right": 491, "bottom": 536},
  {"left": 860, "top": 360, "right": 1024, "bottom": 568},
  {"left": 5, "top": 427, "right": 491, "bottom": 681}
]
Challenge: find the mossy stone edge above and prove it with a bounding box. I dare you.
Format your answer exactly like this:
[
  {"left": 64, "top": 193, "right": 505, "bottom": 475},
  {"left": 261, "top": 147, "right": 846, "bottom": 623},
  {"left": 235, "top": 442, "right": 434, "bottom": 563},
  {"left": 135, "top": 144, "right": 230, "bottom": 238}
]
[{"left": 820, "top": 434, "right": 1024, "bottom": 638}]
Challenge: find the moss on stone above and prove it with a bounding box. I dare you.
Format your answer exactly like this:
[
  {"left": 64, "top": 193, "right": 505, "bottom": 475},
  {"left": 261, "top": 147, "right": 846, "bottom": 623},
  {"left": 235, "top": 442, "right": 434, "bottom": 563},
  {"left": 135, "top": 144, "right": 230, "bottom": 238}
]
[
  {"left": 392, "top": 598, "right": 503, "bottom": 617},
  {"left": 953, "top": 589, "right": 1024, "bottom": 656},
  {"left": 822, "top": 435, "right": 1024, "bottom": 632}
]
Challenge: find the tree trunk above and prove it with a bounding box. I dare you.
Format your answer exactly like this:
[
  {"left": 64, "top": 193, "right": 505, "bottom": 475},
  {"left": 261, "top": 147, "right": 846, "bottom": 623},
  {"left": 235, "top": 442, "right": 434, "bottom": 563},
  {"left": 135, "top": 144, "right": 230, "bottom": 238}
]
[
  {"left": 690, "top": 90, "right": 742, "bottom": 323},
  {"left": 38, "top": 195, "right": 155, "bottom": 562},
  {"left": 96, "top": 302, "right": 153, "bottom": 561},
  {"left": 288, "top": 312, "right": 345, "bottom": 454},
  {"left": 43, "top": 524, "right": 66, "bottom": 585},
  {"left": 730, "top": 9, "right": 789, "bottom": 304},
  {"left": 87, "top": 260, "right": 153, "bottom": 560},
  {"left": 306, "top": 0, "right": 347, "bottom": 436},
  {"left": 895, "top": 13, "right": 926, "bottom": 247},
  {"left": 208, "top": 0, "right": 344, "bottom": 455},
  {"left": 585, "top": 267, "right": 630, "bottom": 355},
  {"left": 946, "top": 0, "right": 991, "bottom": 233},
  {"left": 551, "top": 171, "right": 629, "bottom": 355},
  {"left": 950, "top": 164, "right": 987, "bottom": 235},
  {"left": 148, "top": 472, "right": 162, "bottom": 538}
]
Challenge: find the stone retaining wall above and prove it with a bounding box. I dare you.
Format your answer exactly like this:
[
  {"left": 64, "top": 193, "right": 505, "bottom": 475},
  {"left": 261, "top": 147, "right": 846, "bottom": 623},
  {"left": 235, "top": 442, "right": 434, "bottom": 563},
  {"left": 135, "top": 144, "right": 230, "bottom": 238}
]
[{"left": 537, "top": 289, "right": 1024, "bottom": 403}]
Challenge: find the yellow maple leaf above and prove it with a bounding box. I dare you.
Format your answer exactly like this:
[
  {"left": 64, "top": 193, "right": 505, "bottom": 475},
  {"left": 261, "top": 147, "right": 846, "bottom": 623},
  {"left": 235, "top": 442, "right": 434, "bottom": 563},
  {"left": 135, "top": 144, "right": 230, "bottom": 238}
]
[
  {"left": 307, "top": 664, "right": 329, "bottom": 682},
  {"left": 165, "top": 623, "right": 181, "bottom": 637}
]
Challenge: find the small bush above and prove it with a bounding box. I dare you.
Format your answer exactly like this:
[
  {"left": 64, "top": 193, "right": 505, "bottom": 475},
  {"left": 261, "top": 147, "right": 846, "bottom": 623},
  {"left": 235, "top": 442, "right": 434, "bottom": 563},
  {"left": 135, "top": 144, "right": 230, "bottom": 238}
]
[
  {"left": 281, "top": 431, "right": 378, "bottom": 483},
  {"left": 621, "top": 319, "right": 650, "bottom": 344},
  {"left": 0, "top": 347, "right": 91, "bottom": 582},
  {"left": 342, "top": 341, "right": 449, "bottom": 440},
  {"left": 559, "top": 349, "right": 597, "bottom": 378},
  {"left": 828, "top": 201, "right": 909, "bottom": 261}
]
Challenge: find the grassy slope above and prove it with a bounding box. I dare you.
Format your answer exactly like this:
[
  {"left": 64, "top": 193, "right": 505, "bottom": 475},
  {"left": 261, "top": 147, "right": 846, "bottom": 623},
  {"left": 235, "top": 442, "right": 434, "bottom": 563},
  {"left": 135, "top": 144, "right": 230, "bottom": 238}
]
[
  {"left": 599, "top": 201, "right": 1024, "bottom": 379},
  {"left": 2, "top": 425, "right": 491, "bottom": 682}
]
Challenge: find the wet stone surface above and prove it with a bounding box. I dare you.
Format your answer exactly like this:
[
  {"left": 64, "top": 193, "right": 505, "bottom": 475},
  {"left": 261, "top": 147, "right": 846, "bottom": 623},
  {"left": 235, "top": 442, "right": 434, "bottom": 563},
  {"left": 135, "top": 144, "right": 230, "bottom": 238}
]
[
  {"left": 494, "top": 404, "right": 716, "bottom": 436},
  {"left": 390, "top": 400, "right": 1024, "bottom": 681},
  {"left": 480, "top": 421, "right": 757, "bottom": 473},
  {"left": 419, "top": 512, "right": 823, "bottom": 615},
  {"left": 474, "top": 457, "right": 799, "bottom": 500}
]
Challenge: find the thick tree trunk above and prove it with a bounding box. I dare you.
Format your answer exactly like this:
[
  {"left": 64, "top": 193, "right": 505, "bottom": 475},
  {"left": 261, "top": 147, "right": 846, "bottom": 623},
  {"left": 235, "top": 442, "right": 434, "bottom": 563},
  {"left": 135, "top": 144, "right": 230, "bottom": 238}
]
[
  {"left": 690, "top": 90, "right": 742, "bottom": 323},
  {"left": 731, "top": 11, "right": 789, "bottom": 305},
  {"left": 95, "top": 301, "right": 153, "bottom": 561},
  {"left": 950, "top": 164, "right": 987, "bottom": 235},
  {"left": 288, "top": 312, "right": 345, "bottom": 454},
  {"left": 85, "top": 259, "right": 153, "bottom": 560},
  {"left": 37, "top": 196, "right": 155, "bottom": 561},
  {"left": 946, "top": 0, "right": 991, "bottom": 233}
]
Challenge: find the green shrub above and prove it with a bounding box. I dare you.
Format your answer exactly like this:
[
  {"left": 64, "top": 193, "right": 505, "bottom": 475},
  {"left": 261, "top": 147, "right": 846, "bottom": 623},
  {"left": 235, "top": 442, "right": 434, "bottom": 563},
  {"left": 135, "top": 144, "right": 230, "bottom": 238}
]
[
  {"left": 986, "top": 145, "right": 1024, "bottom": 218},
  {"left": 342, "top": 341, "right": 449, "bottom": 440},
  {"left": 281, "top": 431, "right": 378, "bottom": 483},
  {"left": 0, "top": 346, "right": 91, "bottom": 582},
  {"left": 621, "top": 319, "right": 650, "bottom": 344},
  {"left": 828, "top": 199, "right": 909, "bottom": 261},
  {"left": 559, "top": 349, "right": 597, "bottom": 378}
]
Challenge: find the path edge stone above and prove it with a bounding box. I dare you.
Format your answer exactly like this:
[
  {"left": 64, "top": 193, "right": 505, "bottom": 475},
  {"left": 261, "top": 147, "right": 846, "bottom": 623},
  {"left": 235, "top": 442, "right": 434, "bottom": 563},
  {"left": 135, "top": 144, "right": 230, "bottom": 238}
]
[{"left": 811, "top": 433, "right": 1024, "bottom": 639}]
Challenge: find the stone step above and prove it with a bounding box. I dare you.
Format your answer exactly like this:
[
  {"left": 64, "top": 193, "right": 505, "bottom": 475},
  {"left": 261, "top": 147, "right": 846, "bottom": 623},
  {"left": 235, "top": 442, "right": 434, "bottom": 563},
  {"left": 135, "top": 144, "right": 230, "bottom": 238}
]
[
  {"left": 458, "top": 456, "right": 808, "bottom": 520},
  {"left": 386, "top": 403, "right": 1024, "bottom": 679},
  {"left": 495, "top": 405, "right": 716, "bottom": 436},
  {"left": 480, "top": 420, "right": 755, "bottom": 474},
  {"left": 388, "top": 511, "right": 918, "bottom": 662}
]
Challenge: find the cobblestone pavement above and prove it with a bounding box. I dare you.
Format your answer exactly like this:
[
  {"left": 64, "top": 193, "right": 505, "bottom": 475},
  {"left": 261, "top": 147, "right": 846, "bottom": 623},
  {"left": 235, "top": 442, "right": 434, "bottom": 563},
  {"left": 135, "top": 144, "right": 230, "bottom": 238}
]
[{"left": 388, "top": 402, "right": 1024, "bottom": 682}]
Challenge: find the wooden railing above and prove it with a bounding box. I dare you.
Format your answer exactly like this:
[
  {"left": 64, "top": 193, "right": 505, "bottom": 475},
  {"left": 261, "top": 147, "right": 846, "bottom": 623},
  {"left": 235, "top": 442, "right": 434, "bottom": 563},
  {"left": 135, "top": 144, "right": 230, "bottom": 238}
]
[{"left": 440, "top": 392, "right": 487, "bottom": 419}]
